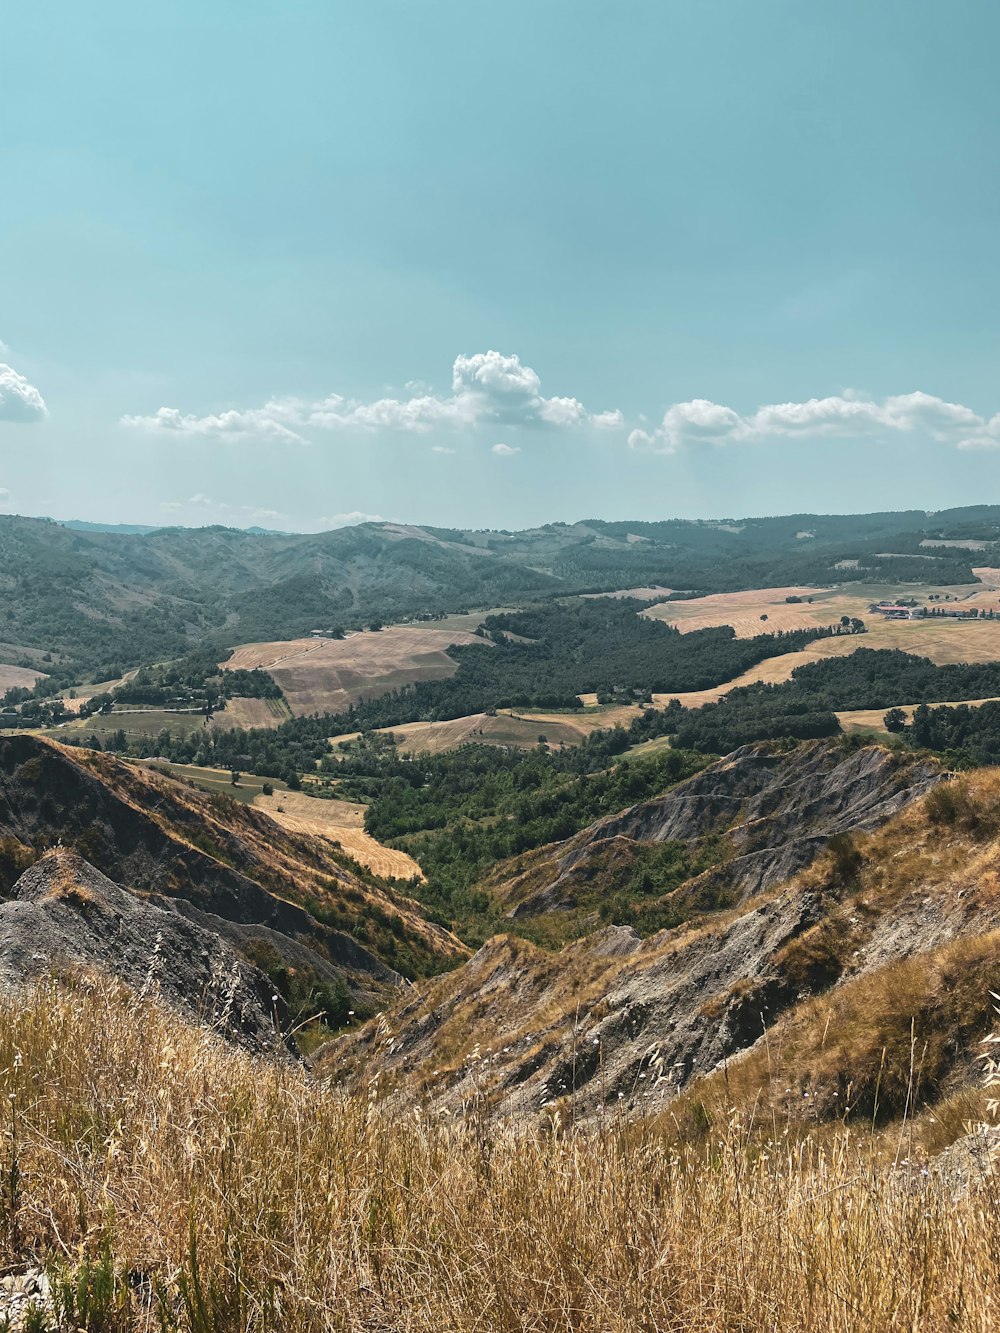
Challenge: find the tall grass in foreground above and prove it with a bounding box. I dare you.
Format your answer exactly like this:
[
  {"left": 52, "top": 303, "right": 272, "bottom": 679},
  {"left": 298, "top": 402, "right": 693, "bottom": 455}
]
[{"left": 2, "top": 980, "right": 1000, "bottom": 1331}]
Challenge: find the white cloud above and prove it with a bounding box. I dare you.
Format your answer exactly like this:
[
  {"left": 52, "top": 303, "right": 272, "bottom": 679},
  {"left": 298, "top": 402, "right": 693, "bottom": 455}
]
[
  {"left": 317, "top": 511, "right": 385, "bottom": 528},
  {"left": 0, "top": 363, "right": 47, "bottom": 422},
  {"left": 631, "top": 390, "right": 1000, "bottom": 453},
  {"left": 431, "top": 444, "right": 456, "bottom": 454},
  {"left": 0, "top": 487, "right": 10, "bottom": 503},
  {"left": 121, "top": 351, "right": 622, "bottom": 442},
  {"left": 491, "top": 442, "right": 520, "bottom": 456},
  {"left": 592, "top": 409, "right": 625, "bottom": 429},
  {"left": 124, "top": 401, "right": 305, "bottom": 443}
]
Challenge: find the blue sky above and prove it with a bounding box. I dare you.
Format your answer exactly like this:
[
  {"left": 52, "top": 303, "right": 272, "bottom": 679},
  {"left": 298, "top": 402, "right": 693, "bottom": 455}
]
[{"left": 2, "top": 1, "right": 999, "bottom": 532}]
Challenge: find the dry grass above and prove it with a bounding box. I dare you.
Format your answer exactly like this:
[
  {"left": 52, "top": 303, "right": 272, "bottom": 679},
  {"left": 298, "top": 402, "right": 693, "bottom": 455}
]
[
  {"left": 222, "top": 627, "right": 491, "bottom": 717},
  {"left": 253, "top": 790, "right": 423, "bottom": 881},
  {"left": 3, "top": 979, "right": 1000, "bottom": 1330},
  {"left": 0, "top": 663, "right": 46, "bottom": 694}
]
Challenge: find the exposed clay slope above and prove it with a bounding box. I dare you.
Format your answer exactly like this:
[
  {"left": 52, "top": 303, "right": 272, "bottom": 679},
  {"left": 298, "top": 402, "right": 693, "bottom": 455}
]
[
  {"left": 495, "top": 740, "right": 944, "bottom": 922},
  {"left": 0, "top": 736, "right": 467, "bottom": 1002},
  {"left": 322, "top": 753, "right": 1000, "bottom": 1127},
  {"left": 0, "top": 849, "right": 290, "bottom": 1054}
]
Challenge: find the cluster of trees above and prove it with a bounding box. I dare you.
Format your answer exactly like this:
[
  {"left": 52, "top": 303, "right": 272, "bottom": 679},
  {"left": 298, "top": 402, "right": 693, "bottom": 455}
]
[
  {"left": 893, "top": 701, "right": 1000, "bottom": 765},
  {"left": 642, "top": 648, "right": 1000, "bottom": 755},
  {"left": 347, "top": 741, "right": 710, "bottom": 938}
]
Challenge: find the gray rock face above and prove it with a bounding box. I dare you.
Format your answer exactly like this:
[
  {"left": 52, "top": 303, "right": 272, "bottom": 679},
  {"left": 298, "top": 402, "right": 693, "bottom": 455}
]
[
  {"left": 326, "top": 741, "right": 965, "bottom": 1122},
  {"left": 511, "top": 741, "right": 945, "bottom": 916},
  {"left": 0, "top": 848, "right": 292, "bottom": 1055}
]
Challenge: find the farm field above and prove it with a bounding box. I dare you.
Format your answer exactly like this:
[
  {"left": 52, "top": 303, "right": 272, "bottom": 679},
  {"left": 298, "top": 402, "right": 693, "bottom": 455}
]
[
  {"left": 50, "top": 709, "right": 211, "bottom": 746},
  {"left": 210, "top": 696, "right": 292, "bottom": 730},
  {"left": 836, "top": 696, "right": 1000, "bottom": 734},
  {"left": 644, "top": 573, "right": 1000, "bottom": 667},
  {"left": 222, "top": 625, "right": 491, "bottom": 717},
  {"left": 0, "top": 663, "right": 46, "bottom": 693},
  {"left": 128, "top": 761, "right": 288, "bottom": 804},
  {"left": 59, "top": 677, "right": 127, "bottom": 713},
  {"left": 331, "top": 703, "right": 643, "bottom": 758},
  {"left": 253, "top": 789, "right": 423, "bottom": 880}
]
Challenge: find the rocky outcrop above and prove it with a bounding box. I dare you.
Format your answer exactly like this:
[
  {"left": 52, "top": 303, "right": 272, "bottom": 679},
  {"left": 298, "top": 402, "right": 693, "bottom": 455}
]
[
  {"left": 0, "top": 735, "right": 467, "bottom": 1005},
  {"left": 504, "top": 741, "right": 944, "bottom": 918},
  {"left": 0, "top": 849, "right": 291, "bottom": 1054},
  {"left": 324, "top": 743, "right": 1000, "bottom": 1125}
]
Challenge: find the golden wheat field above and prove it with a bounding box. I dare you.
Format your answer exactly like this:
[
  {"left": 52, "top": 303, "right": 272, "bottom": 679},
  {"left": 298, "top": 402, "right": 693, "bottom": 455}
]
[
  {"left": 222, "top": 626, "right": 491, "bottom": 717},
  {"left": 253, "top": 789, "right": 423, "bottom": 880}
]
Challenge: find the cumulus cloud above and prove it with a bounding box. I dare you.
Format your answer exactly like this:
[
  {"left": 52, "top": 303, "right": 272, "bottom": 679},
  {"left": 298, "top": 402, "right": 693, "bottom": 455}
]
[
  {"left": 630, "top": 390, "right": 1000, "bottom": 453},
  {"left": 0, "top": 363, "right": 47, "bottom": 422},
  {"left": 121, "top": 351, "right": 621, "bottom": 442},
  {"left": 491, "top": 442, "right": 520, "bottom": 456},
  {"left": 124, "top": 401, "right": 305, "bottom": 443}
]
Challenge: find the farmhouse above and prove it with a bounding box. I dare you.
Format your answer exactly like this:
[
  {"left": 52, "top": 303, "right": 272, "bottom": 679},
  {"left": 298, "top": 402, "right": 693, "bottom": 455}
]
[{"left": 869, "top": 603, "right": 922, "bottom": 620}]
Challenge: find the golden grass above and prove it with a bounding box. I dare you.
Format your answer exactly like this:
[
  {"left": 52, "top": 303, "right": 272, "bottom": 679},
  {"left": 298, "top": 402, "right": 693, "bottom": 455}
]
[
  {"left": 4, "top": 978, "right": 1000, "bottom": 1331},
  {"left": 253, "top": 790, "right": 423, "bottom": 881},
  {"left": 0, "top": 663, "right": 46, "bottom": 693},
  {"left": 222, "top": 627, "right": 491, "bottom": 718}
]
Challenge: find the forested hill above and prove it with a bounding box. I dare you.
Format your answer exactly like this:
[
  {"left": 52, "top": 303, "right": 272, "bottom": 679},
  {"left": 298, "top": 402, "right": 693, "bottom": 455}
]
[{"left": 0, "top": 506, "right": 996, "bottom": 679}]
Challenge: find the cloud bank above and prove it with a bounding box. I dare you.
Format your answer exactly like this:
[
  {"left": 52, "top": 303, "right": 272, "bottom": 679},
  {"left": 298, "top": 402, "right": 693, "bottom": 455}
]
[
  {"left": 122, "top": 350, "right": 620, "bottom": 443},
  {"left": 0, "top": 363, "right": 47, "bottom": 422},
  {"left": 628, "top": 391, "right": 1000, "bottom": 453}
]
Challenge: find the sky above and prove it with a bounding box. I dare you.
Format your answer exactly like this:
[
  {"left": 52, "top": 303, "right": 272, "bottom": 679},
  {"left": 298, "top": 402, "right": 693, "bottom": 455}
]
[{"left": 2, "top": 0, "right": 999, "bottom": 533}]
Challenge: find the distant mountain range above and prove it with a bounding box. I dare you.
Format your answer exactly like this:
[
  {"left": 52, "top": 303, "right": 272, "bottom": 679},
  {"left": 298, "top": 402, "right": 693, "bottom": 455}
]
[{"left": 2, "top": 506, "right": 998, "bottom": 681}]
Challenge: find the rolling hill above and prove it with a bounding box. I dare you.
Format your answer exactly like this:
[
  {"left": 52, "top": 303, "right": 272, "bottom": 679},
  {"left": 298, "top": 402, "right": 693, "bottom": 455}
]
[{"left": 0, "top": 507, "right": 995, "bottom": 685}]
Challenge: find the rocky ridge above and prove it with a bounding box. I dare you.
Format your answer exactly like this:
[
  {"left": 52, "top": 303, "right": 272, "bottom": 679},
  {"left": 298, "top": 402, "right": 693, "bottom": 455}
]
[{"left": 322, "top": 741, "right": 1000, "bottom": 1125}]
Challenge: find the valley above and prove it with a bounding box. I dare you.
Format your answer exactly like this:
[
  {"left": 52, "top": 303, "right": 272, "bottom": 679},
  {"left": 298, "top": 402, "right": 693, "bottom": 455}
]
[{"left": 5, "top": 507, "right": 1000, "bottom": 1327}]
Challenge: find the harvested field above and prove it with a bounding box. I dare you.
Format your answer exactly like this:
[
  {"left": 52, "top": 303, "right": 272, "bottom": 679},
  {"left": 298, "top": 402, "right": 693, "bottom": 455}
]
[
  {"left": 59, "top": 677, "right": 125, "bottom": 713},
  {"left": 644, "top": 576, "right": 1000, "bottom": 666},
  {"left": 254, "top": 790, "right": 423, "bottom": 880},
  {"left": 331, "top": 704, "right": 644, "bottom": 758},
  {"left": 0, "top": 663, "right": 46, "bottom": 693},
  {"left": 211, "top": 696, "right": 292, "bottom": 730},
  {"left": 222, "top": 627, "right": 491, "bottom": 717},
  {"left": 130, "top": 761, "right": 287, "bottom": 804}
]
